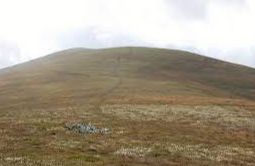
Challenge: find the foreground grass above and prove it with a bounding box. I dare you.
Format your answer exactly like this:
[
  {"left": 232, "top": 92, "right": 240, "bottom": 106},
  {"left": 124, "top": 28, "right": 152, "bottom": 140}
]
[{"left": 0, "top": 103, "right": 254, "bottom": 165}]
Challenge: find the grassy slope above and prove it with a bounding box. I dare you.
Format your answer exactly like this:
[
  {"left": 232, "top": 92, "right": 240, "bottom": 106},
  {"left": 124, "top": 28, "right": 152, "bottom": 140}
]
[
  {"left": 0, "top": 47, "right": 255, "bottom": 165},
  {"left": 0, "top": 47, "right": 254, "bottom": 108}
]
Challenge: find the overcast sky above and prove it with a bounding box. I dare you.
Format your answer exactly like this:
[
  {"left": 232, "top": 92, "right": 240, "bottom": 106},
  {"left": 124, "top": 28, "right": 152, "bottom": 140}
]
[{"left": 0, "top": 0, "right": 255, "bottom": 69}]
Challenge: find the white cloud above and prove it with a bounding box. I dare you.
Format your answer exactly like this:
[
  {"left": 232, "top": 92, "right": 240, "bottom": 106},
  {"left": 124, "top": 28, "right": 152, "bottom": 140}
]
[
  {"left": 0, "top": 39, "right": 20, "bottom": 68},
  {"left": 0, "top": 0, "right": 254, "bottom": 68}
]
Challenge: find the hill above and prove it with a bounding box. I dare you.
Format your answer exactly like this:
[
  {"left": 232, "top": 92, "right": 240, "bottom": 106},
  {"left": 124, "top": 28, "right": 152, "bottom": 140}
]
[
  {"left": 0, "top": 47, "right": 254, "bottom": 165},
  {"left": 0, "top": 47, "right": 254, "bottom": 109}
]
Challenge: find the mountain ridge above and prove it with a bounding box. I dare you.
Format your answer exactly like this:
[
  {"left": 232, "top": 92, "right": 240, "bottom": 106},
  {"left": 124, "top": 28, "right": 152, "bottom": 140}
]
[{"left": 2, "top": 47, "right": 255, "bottom": 71}]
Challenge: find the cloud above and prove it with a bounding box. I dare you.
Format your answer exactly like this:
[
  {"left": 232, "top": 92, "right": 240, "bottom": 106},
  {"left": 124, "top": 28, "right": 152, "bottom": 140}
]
[
  {"left": 57, "top": 25, "right": 152, "bottom": 49},
  {"left": 0, "top": 0, "right": 254, "bottom": 69},
  {"left": 165, "top": 0, "right": 208, "bottom": 20},
  {"left": 214, "top": 0, "right": 247, "bottom": 7},
  {"left": 0, "top": 39, "right": 20, "bottom": 68}
]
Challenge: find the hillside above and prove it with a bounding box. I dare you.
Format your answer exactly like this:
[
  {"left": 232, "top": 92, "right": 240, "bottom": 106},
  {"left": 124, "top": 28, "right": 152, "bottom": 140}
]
[
  {"left": 0, "top": 47, "right": 254, "bottom": 109},
  {"left": 0, "top": 47, "right": 255, "bottom": 165}
]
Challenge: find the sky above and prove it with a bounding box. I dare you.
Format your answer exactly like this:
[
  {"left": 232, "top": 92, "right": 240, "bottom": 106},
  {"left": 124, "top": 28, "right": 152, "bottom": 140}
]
[{"left": 0, "top": 0, "right": 255, "bottom": 69}]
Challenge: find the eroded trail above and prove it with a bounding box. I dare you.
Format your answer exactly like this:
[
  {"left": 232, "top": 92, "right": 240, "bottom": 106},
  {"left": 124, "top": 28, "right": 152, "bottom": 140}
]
[
  {"left": 92, "top": 48, "right": 131, "bottom": 113},
  {"left": 95, "top": 55, "right": 122, "bottom": 107}
]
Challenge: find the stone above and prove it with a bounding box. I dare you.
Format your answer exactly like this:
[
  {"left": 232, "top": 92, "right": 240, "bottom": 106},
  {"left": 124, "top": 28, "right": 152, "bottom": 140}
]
[{"left": 65, "top": 122, "right": 110, "bottom": 135}]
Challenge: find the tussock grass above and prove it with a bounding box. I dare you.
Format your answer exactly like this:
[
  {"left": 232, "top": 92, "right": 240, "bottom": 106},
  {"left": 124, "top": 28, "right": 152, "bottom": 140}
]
[
  {"left": 101, "top": 104, "right": 255, "bottom": 130},
  {"left": 166, "top": 143, "right": 254, "bottom": 162},
  {"left": 115, "top": 147, "right": 152, "bottom": 157}
]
